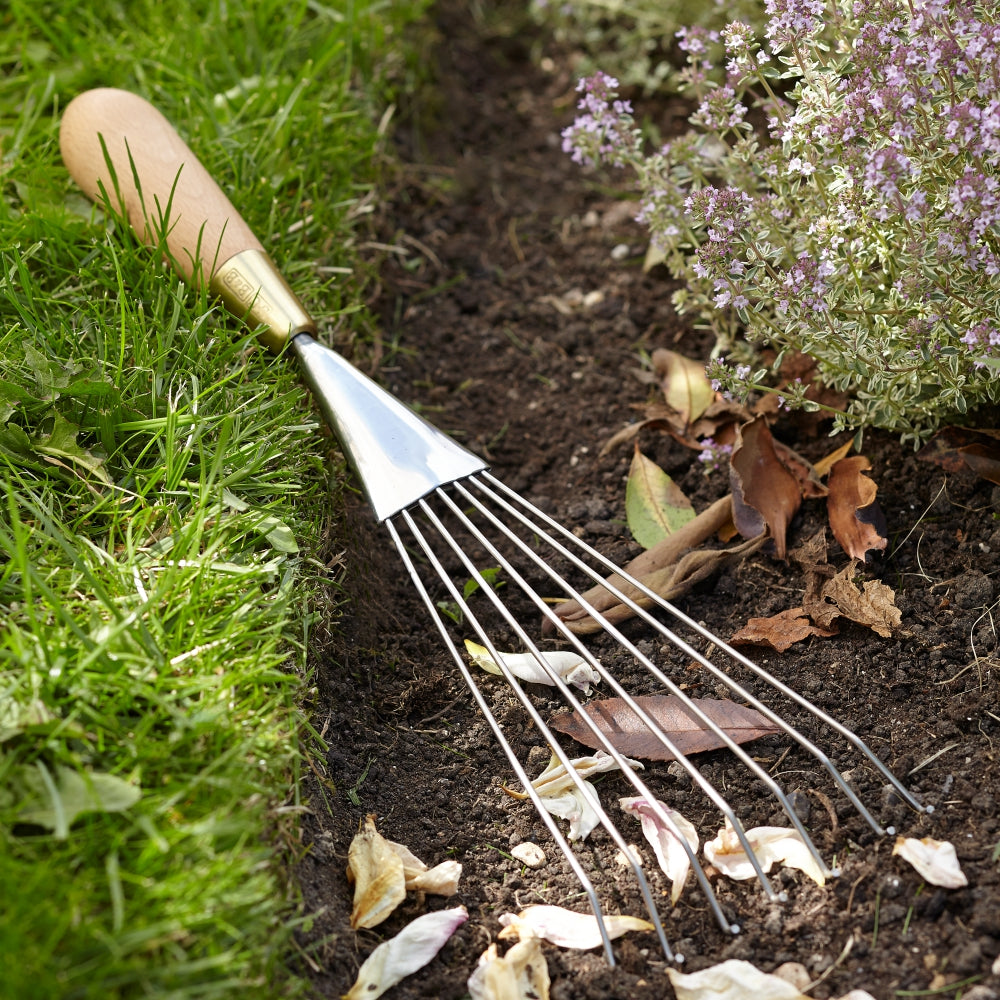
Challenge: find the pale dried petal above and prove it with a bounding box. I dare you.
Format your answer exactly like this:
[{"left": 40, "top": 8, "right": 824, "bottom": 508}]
[
  {"left": 498, "top": 905, "right": 653, "bottom": 950},
  {"left": 527, "top": 750, "right": 643, "bottom": 798},
  {"left": 465, "top": 640, "right": 602, "bottom": 694},
  {"left": 347, "top": 815, "right": 406, "bottom": 929},
  {"left": 504, "top": 752, "right": 643, "bottom": 842},
  {"left": 620, "top": 796, "right": 698, "bottom": 903},
  {"left": 387, "top": 839, "right": 463, "bottom": 896},
  {"left": 666, "top": 958, "right": 809, "bottom": 1000},
  {"left": 835, "top": 992, "right": 879, "bottom": 1000},
  {"left": 345, "top": 906, "right": 468, "bottom": 1000},
  {"left": 516, "top": 751, "right": 642, "bottom": 842},
  {"left": 538, "top": 786, "right": 601, "bottom": 842},
  {"left": 704, "top": 820, "right": 826, "bottom": 886},
  {"left": 467, "top": 936, "right": 550, "bottom": 1000},
  {"left": 892, "top": 836, "right": 968, "bottom": 889}
]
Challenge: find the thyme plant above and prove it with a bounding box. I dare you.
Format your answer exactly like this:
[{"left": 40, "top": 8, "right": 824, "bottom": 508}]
[{"left": 562, "top": 0, "right": 1000, "bottom": 442}]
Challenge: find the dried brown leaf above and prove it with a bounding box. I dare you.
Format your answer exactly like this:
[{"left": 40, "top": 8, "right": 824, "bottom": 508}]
[
  {"left": 550, "top": 495, "right": 732, "bottom": 630},
  {"left": 730, "top": 607, "right": 838, "bottom": 652},
  {"left": 789, "top": 529, "right": 829, "bottom": 573},
  {"left": 812, "top": 440, "right": 854, "bottom": 478},
  {"left": 827, "top": 456, "right": 888, "bottom": 560},
  {"left": 772, "top": 439, "right": 828, "bottom": 499},
  {"left": 549, "top": 695, "right": 781, "bottom": 761},
  {"left": 729, "top": 417, "right": 801, "bottom": 559},
  {"left": 550, "top": 497, "right": 763, "bottom": 635},
  {"left": 957, "top": 442, "right": 1000, "bottom": 485},
  {"left": 803, "top": 561, "right": 901, "bottom": 637},
  {"left": 918, "top": 426, "right": 1000, "bottom": 477}
]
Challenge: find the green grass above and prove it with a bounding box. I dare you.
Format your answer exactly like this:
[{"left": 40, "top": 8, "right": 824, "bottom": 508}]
[{"left": 0, "top": 1, "right": 430, "bottom": 995}]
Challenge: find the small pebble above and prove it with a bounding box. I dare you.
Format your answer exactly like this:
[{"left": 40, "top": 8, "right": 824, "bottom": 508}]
[
  {"left": 511, "top": 842, "right": 546, "bottom": 868},
  {"left": 773, "top": 962, "right": 810, "bottom": 990}
]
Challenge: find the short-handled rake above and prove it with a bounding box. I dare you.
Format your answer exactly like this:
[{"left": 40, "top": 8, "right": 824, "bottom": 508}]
[{"left": 60, "top": 88, "right": 929, "bottom": 964}]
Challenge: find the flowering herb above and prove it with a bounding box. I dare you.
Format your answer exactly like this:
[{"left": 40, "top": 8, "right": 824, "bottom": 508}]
[{"left": 562, "top": 1, "right": 1000, "bottom": 443}]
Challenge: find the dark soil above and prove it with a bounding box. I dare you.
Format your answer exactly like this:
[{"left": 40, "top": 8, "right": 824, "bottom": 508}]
[{"left": 294, "top": 3, "right": 1000, "bottom": 997}]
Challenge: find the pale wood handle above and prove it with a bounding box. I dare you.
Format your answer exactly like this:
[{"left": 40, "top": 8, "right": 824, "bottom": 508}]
[{"left": 59, "top": 87, "right": 262, "bottom": 286}]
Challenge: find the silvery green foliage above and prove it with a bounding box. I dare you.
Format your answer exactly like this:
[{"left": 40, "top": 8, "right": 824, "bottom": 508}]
[
  {"left": 562, "top": 1, "right": 1000, "bottom": 443},
  {"left": 529, "top": 0, "right": 765, "bottom": 93}
]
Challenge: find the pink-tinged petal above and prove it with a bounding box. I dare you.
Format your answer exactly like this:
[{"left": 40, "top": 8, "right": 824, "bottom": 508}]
[{"left": 345, "top": 906, "right": 468, "bottom": 1000}]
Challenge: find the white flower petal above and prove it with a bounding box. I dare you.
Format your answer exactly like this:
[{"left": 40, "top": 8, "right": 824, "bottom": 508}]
[
  {"left": 620, "top": 796, "right": 699, "bottom": 903},
  {"left": 537, "top": 785, "right": 601, "bottom": 841},
  {"left": 345, "top": 906, "right": 468, "bottom": 1000},
  {"left": 892, "top": 836, "right": 968, "bottom": 889},
  {"left": 704, "top": 820, "right": 826, "bottom": 886},
  {"left": 387, "top": 840, "right": 462, "bottom": 895},
  {"left": 465, "top": 640, "right": 602, "bottom": 694},
  {"left": 498, "top": 905, "right": 653, "bottom": 950},
  {"left": 666, "top": 958, "right": 809, "bottom": 1000},
  {"left": 514, "top": 751, "right": 642, "bottom": 842},
  {"left": 467, "top": 935, "right": 550, "bottom": 1000},
  {"left": 347, "top": 815, "right": 406, "bottom": 929}
]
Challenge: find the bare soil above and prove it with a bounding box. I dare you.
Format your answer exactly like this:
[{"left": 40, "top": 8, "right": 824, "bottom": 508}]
[{"left": 294, "top": 3, "right": 1000, "bottom": 997}]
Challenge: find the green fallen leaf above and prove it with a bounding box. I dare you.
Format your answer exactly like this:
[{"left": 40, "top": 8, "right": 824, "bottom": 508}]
[
  {"left": 258, "top": 515, "right": 299, "bottom": 554},
  {"left": 33, "top": 412, "right": 112, "bottom": 485},
  {"left": 626, "top": 445, "right": 695, "bottom": 549},
  {"left": 654, "top": 349, "right": 715, "bottom": 427},
  {"left": 17, "top": 763, "right": 141, "bottom": 838}
]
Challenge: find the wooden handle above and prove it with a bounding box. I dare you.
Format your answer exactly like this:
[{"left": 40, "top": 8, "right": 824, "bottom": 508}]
[
  {"left": 59, "top": 87, "right": 262, "bottom": 286},
  {"left": 60, "top": 88, "right": 316, "bottom": 351}
]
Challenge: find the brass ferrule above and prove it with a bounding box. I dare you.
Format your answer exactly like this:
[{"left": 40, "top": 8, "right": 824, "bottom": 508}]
[{"left": 210, "top": 248, "right": 317, "bottom": 352}]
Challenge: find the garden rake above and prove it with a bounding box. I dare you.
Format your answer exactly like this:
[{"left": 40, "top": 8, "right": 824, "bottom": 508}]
[{"left": 60, "top": 88, "right": 928, "bottom": 965}]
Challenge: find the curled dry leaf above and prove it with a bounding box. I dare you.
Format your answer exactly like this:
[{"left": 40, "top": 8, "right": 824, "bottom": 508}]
[
  {"left": 918, "top": 426, "right": 1000, "bottom": 484},
  {"left": 467, "top": 936, "right": 550, "bottom": 1000},
  {"left": 731, "top": 607, "right": 838, "bottom": 653},
  {"left": 550, "top": 695, "right": 780, "bottom": 761},
  {"left": 551, "top": 495, "right": 764, "bottom": 635},
  {"left": 620, "top": 796, "right": 699, "bottom": 903},
  {"left": 892, "top": 836, "right": 968, "bottom": 888},
  {"left": 625, "top": 444, "right": 696, "bottom": 549},
  {"left": 827, "top": 456, "right": 887, "bottom": 560},
  {"left": 667, "top": 959, "right": 809, "bottom": 1000},
  {"left": 465, "top": 640, "right": 601, "bottom": 695},
  {"left": 347, "top": 814, "right": 407, "bottom": 929},
  {"left": 498, "top": 905, "right": 654, "bottom": 950},
  {"left": 729, "top": 417, "right": 801, "bottom": 559},
  {"left": 344, "top": 906, "right": 469, "bottom": 1000},
  {"left": 704, "top": 819, "right": 827, "bottom": 886},
  {"left": 653, "top": 348, "right": 715, "bottom": 427},
  {"left": 804, "top": 561, "right": 901, "bottom": 637},
  {"left": 505, "top": 751, "right": 642, "bottom": 842}
]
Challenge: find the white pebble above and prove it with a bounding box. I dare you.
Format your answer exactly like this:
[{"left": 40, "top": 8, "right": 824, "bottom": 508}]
[{"left": 511, "top": 842, "right": 546, "bottom": 868}]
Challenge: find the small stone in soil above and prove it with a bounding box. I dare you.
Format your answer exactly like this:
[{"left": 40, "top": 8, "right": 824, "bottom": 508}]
[{"left": 511, "top": 842, "right": 546, "bottom": 868}]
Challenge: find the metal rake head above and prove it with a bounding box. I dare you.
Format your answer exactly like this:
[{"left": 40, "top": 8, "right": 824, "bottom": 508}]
[{"left": 383, "top": 470, "right": 929, "bottom": 965}]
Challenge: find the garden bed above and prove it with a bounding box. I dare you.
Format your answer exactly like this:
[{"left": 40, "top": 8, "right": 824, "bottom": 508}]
[{"left": 295, "top": 3, "right": 1000, "bottom": 996}]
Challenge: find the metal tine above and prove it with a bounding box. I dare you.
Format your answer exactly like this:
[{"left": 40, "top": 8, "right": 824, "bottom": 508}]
[
  {"left": 413, "top": 488, "right": 753, "bottom": 929},
  {"left": 385, "top": 511, "right": 678, "bottom": 964},
  {"left": 439, "top": 480, "right": 812, "bottom": 891},
  {"left": 475, "top": 472, "right": 928, "bottom": 821}
]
